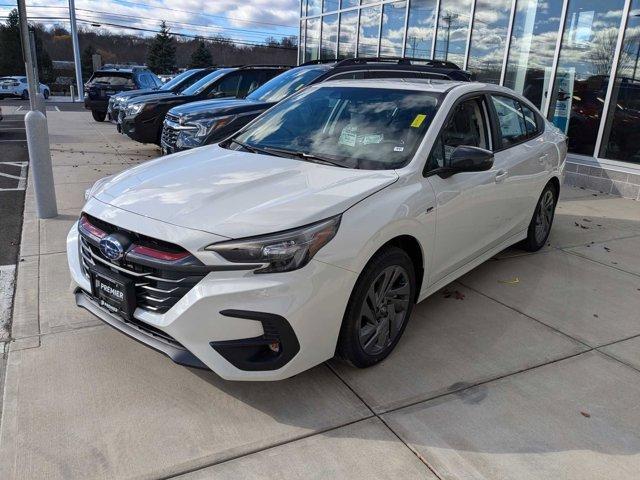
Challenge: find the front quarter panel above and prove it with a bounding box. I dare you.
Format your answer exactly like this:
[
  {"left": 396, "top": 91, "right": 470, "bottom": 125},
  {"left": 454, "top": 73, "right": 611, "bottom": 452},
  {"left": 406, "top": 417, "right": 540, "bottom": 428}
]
[{"left": 316, "top": 171, "right": 436, "bottom": 297}]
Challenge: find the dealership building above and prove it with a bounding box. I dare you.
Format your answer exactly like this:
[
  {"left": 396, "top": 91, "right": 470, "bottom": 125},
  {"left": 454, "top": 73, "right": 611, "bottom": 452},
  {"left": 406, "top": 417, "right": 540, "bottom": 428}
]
[{"left": 298, "top": 0, "right": 640, "bottom": 199}]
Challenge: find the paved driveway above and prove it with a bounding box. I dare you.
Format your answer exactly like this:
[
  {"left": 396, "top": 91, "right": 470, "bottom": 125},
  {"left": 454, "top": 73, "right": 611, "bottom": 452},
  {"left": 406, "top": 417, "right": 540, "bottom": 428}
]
[{"left": 1, "top": 111, "right": 639, "bottom": 479}]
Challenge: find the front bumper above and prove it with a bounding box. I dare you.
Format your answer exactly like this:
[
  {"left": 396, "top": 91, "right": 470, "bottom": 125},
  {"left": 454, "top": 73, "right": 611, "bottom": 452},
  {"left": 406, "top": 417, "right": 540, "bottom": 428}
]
[
  {"left": 67, "top": 218, "right": 357, "bottom": 381},
  {"left": 121, "top": 115, "right": 160, "bottom": 144}
]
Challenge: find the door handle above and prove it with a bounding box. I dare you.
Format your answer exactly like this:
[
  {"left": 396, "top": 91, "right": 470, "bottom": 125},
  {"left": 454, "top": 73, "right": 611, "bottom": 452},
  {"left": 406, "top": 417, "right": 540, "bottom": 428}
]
[{"left": 495, "top": 170, "right": 508, "bottom": 183}]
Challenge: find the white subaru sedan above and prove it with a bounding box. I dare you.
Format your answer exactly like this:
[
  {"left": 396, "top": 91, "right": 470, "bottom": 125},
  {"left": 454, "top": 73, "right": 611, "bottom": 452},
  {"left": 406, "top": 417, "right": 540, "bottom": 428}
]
[{"left": 67, "top": 79, "right": 566, "bottom": 380}]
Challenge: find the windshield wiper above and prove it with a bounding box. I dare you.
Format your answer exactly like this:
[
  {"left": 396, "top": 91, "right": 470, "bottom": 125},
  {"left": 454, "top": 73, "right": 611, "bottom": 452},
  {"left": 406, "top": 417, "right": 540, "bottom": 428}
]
[
  {"left": 228, "top": 139, "right": 277, "bottom": 156},
  {"left": 261, "top": 147, "right": 349, "bottom": 168}
]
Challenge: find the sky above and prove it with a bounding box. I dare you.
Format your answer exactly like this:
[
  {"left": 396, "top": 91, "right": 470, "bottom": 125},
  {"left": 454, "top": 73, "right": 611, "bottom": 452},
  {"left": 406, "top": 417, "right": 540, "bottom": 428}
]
[{"left": 0, "top": 0, "right": 301, "bottom": 47}]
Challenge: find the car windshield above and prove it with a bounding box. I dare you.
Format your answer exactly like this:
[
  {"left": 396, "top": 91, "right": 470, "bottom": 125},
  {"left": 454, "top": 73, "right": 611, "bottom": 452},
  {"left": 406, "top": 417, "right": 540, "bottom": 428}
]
[
  {"left": 227, "top": 85, "right": 441, "bottom": 170},
  {"left": 246, "top": 66, "right": 328, "bottom": 103},
  {"left": 160, "top": 69, "right": 201, "bottom": 91},
  {"left": 180, "top": 69, "right": 230, "bottom": 96}
]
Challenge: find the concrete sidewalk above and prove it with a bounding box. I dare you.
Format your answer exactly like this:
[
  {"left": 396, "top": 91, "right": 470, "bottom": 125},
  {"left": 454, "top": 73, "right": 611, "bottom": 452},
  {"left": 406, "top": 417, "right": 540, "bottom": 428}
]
[{"left": 1, "top": 111, "right": 640, "bottom": 479}]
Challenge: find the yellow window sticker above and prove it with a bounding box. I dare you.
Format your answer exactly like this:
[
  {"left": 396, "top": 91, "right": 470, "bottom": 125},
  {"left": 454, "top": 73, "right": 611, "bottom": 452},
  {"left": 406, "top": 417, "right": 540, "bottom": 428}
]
[{"left": 411, "top": 114, "right": 427, "bottom": 128}]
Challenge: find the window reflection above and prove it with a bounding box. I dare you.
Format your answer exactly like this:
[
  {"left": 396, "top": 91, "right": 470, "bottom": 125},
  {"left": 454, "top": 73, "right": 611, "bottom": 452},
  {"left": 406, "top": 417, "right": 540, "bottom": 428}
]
[
  {"left": 434, "top": 0, "right": 472, "bottom": 67},
  {"left": 358, "top": 6, "right": 382, "bottom": 56},
  {"left": 341, "top": 0, "right": 358, "bottom": 8},
  {"left": 338, "top": 9, "right": 359, "bottom": 59},
  {"left": 321, "top": 14, "right": 339, "bottom": 59},
  {"left": 467, "top": 0, "right": 511, "bottom": 83},
  {"left": 305, "top": 17, "right": 321, "bottom": 62},
  {"left": 323, "top": 0, "right": 339, "bottom": 13},
  {"left": 307, "top": 0, "right": 322, "bottom": 16},
  {"left": 503, "top": 0, "right": 563, "bottom": 109},
  {"left": 405, "top": 0, "right": 437, "bottom": 59},
  {"left": 381, "top": 1, "right": 407, "bottom": 57},
  {"left": 600, "top": 3, "right": 640, "bottom": 162},
  {"left": 547, "top": 0, "right": 625, "bottom": 156},
  {"left": 299, "top": 21, "right": 306, "bottom": 64}
]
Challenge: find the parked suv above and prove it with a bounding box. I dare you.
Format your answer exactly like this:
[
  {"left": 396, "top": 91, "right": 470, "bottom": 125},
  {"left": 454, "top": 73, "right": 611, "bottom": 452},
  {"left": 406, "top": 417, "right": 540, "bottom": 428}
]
[
  {"left": 69, "top": 79, "right": 566, "bottom": 380},
  {"left": 0, "top": 76, "right": 50, "bottom": 100},
  {"left": 161, "top": 57, "right": 471, "bottom": 154},
  {"left": 85, "top": 66, "right": 162, "bottom": 122},
  {"left": 108, "top": 68, "right": 216, "bottom": 127},
  {"left": 120, "top": 65, "right": 288, "bottom": 145}
]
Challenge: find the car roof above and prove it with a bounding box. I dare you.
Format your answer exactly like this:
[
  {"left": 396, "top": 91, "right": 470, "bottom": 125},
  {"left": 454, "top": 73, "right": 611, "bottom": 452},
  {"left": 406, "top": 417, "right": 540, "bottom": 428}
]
[{"left": 315, "top": 78, "right": 469, "bottom": 92}]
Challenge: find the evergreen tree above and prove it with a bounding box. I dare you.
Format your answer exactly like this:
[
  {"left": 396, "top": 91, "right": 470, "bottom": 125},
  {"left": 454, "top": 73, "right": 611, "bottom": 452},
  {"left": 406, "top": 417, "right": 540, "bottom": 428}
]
[
  {"left": 189, "top": 40, "right": 212, "bottom": 68},
  {"left": 81, "top": 44, "right": 97, "bottom": 79},
  {"left": 0, "top": 9, "right": 24, "bottom": 76},
  {"left": 147, "top": 21, "right": 176, "bottom": 74}
]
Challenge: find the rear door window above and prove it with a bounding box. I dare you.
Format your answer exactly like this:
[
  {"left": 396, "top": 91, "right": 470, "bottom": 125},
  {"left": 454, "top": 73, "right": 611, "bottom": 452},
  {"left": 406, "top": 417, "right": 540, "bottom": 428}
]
[
  {"left": 209, "top": 72, "right": 242, "bottom": 98},
  {"left": 238, "top": 71, "right": 264, "bottom": 97},
  {"left": 90, "top": 73, "right": 135, "bottom": 87},
  {"left": 521, "top": 104, "right": 541, "bottom": 137},
  {"left": 491, "top": 95, "right": 528, "bottom": 148}
]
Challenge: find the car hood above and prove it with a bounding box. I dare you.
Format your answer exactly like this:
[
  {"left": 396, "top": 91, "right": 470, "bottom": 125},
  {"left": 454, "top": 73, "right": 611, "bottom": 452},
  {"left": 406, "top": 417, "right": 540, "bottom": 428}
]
[
  {"left": 170, "top": 98, "right": 267, "bottom": 118},
  {"left": 91, "top": 144, "right": 398, "bottom": 238},
  {"left": 128, "top": 91, "right": 194, "bottom": 105},
  {"left": 116, "top": 88, "right": 160, "bottom": 100}
]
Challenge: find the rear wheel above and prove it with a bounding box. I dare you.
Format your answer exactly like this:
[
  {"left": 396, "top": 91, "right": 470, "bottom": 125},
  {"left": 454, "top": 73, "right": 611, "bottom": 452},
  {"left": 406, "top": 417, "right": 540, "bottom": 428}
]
[
  {"left": 521, "top": 182, "right": 558, "bottom": 251},
  {"left": 43, "top": 89, "right": 49, "bottom": 99},
  {"left": 91, "top": 110, "right": 106, "bottom": 122},
  {"left": 337, "top": 247, "right": 416, "bottom": 368}
]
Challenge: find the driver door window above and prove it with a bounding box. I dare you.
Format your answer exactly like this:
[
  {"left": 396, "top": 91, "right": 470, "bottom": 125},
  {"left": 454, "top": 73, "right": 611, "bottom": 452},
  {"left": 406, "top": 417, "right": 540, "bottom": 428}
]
[
  {"left": 210, "top": 73, "right": 242, "bottom": 98},
  {"left": 427, "top": 97, "right": 490, "bottom": 172}
]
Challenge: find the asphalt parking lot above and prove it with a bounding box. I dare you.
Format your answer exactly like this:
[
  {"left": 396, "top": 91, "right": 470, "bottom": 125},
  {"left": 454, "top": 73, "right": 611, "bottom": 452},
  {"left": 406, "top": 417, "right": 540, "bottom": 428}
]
[{"left": 0, "top": 109, "right": 639, "bottom": 479}]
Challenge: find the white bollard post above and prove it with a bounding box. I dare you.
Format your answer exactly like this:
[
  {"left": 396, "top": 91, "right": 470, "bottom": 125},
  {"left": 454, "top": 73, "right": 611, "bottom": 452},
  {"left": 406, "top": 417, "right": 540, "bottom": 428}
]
[
  {"left": 34, "top": 92, "right": 46, "bottom": 117},
  {"left": 25, "top": 111, "right": 57, "bottom": 219},
  {"left": 70, "top": 85, "right": 75, "bottom": 102}
]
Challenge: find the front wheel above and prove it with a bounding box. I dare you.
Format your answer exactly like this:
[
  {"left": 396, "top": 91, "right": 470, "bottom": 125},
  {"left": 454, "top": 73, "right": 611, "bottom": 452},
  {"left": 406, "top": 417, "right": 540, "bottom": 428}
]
[
  {"left": 521, "top": 182, "right": 558, "bottom": 252},
  {"left": 91, "top": 110, "right": 106, "bottom": 122},
  {"left": 21, "top": 90, "right": 29, "bottom": 100},
  {"left": 337, "top": 247, "right": 416, "bottom": 368},
  {"left": 43, "top": 90, "right": 49, "bottom": 99}
]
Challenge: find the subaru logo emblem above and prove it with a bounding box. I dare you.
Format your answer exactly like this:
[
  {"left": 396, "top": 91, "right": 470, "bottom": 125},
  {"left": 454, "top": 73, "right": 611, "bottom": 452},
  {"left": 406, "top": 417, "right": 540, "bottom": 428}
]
[{"left": 99, "top": 235, "right": 125, "bottom": 261}]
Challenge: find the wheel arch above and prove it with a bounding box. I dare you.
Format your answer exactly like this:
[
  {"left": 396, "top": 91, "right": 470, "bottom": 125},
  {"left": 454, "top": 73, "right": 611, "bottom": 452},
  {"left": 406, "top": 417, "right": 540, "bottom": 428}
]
[{"left": 372, "top": 234, "right": 425, "bottom": 302}]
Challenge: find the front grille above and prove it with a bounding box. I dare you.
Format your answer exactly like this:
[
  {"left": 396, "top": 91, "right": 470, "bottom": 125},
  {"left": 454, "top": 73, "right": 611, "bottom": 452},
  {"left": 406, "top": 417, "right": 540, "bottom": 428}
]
[
  {"left": 161, "top": 122, "right": 179, "bottom": 149},
  {"left": 78, "top": 216, "right": 208, "bottom": 315}
]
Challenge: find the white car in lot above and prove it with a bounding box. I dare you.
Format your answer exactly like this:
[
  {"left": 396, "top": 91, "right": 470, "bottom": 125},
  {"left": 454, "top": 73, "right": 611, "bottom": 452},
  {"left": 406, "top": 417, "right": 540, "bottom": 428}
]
[
  {"left": 68, "top": 79, "right": 566, "bottom": 380},
  {"left": 0, "top": 76, "right": 50, "bottom": 100}
]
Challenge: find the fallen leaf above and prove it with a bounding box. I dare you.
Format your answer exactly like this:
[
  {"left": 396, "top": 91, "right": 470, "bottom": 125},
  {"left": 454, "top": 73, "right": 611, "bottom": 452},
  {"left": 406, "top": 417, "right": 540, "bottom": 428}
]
[
  {"left": 593, "top": 314, "right": 599, "bottom": 318},
  {"left": 582, "top": 218, "right": 592, "bottom": 222},
  {"left": 499, "top": 277, "right": 520, "bottom": 285},
  {"left": 581, "top": 411, "right": 591, "bottom": 418},
  {"left": 454, "top": 290, "right": 465, "bottom": 300}
]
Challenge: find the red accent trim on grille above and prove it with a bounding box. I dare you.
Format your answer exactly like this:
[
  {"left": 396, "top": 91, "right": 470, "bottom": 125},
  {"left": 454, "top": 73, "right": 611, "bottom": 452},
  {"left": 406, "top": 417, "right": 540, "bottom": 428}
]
[
  {"left": 79, "top": 215, "right": 106, "bottom": 239},
  {"left": 130, "top": 245, "right": 190, "bottom": 262}
]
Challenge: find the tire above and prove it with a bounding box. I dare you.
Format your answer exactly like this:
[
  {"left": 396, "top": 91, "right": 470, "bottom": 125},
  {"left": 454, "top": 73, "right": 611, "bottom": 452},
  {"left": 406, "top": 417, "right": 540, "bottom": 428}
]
[
  {"left": 336, "top": 246, "right": 416, "bottom": 368},
  {"left": 520, "top": 182, "right": 558, "bottom": 252},
  {"left": 21, "top": 90, "right": 29, "bottom": 100},
  {"left": 43, "top": 89, "right": 49, "bottom": 100},
  {"left": 91, "top": 110, "right": 106, "bottom": 122}
]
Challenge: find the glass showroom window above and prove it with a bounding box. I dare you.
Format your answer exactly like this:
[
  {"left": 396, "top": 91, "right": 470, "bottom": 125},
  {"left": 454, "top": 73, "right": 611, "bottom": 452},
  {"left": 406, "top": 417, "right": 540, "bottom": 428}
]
[
  {"left": 324, "top": 0, "right": 340, "bottom": 13},
  {"left": 547, "top": 0, "right": 625, "bottom": 156},
  {"left": 321, "top": 14, "right": 339, "bottom": 59},
  {"left": 380, "top": 1, "right": 407, "bottom": 57},
  {"left": 307, "top": 0, "right": 322, "bottom": 16},
  {"left": 338, "top": 9, "right": 359, "bottom": 59},
  {"left": 404, "top": 0, "right": 437, "bottom": 59},
  {"left": 305, "top": 17, "right": 322, "bottom": 62},
  {"left": 599, "top": 2, "right": 640, "bottom": 162},
  {"left": 434, "top": 0, "right": 472, "bottom": 67},
  {"left": 503, "top": 0, "right": 563, "bottom": 109},
  {"left": 299, "top": 20, "right": 306, "bottom": 64},
  {"left": 341, "top": 0, "right": 358, "bottom": 8},
  {"left": 467, "top": 0, "right": 512, "bottom": 83},
  {"left": 358, "top": 5, "right": 382, "bottom": 56}
]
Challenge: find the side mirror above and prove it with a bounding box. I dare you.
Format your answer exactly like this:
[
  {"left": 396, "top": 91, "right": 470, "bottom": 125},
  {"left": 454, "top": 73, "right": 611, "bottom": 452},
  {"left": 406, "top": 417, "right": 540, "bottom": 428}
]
[{"left": 439, "top": 146, "right": 494, "bottom": 178}]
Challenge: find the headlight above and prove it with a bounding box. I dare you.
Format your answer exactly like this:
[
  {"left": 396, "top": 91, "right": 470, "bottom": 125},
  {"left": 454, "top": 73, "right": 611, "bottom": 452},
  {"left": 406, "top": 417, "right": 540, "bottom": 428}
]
[
  {"left": 127, "top": 103, "right": 145, "bottom": 116},
  {"left": 190, "top": 116, "right": 234, "bottom": 138},
  {"left": 205, "top": 215, "right": 341, "bottom": 273}
]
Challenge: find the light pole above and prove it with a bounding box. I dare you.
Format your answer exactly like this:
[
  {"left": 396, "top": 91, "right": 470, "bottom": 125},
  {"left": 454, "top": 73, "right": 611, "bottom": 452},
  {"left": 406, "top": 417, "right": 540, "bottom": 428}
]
[{"left": 68, "top": 0, "right": 84, "bottom": 100}]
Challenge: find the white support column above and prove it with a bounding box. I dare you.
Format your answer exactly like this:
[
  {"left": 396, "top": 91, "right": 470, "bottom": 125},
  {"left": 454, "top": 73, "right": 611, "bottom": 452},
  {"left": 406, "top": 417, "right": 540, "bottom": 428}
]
[
  {"left": 463, "top": 0, "right": 476, "bottom": 70},
  {"left": 401, "top": 0, "right": 411, "bottom": 57},
  {"left": 542, "top": 0, "right": 569, "bottom": 118},
  {"left": 68, "top": 0, "right": 84, "bottom": 100},
  {"left": 499, "top": 0, "right": 518, "bottom": 86},
  {"left": 431, "top": 0, "right": 441, "bottom": 59},
  {"left": 593, "top": 0, "right": 633, "bottom": 158}
]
